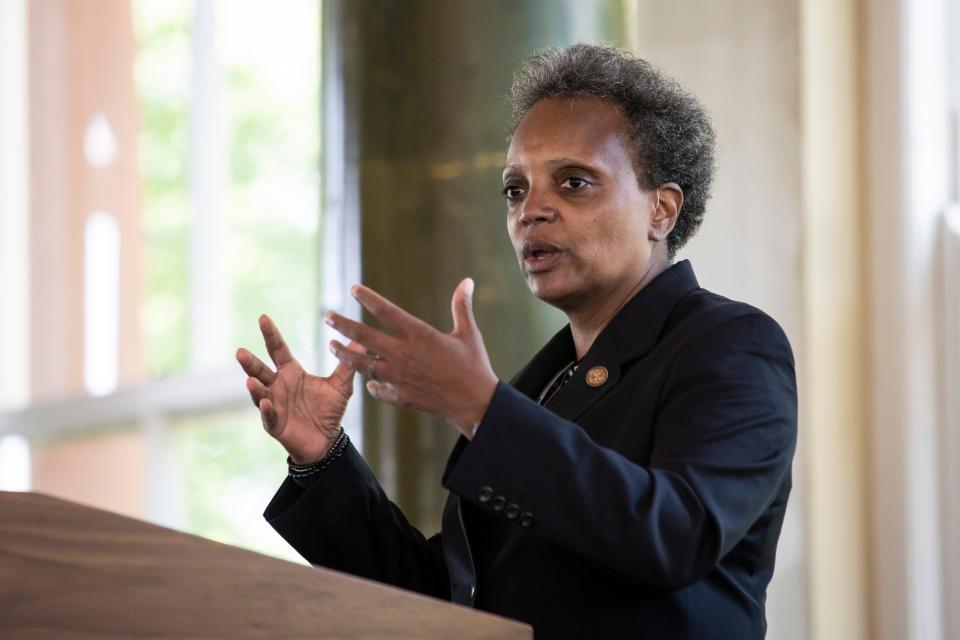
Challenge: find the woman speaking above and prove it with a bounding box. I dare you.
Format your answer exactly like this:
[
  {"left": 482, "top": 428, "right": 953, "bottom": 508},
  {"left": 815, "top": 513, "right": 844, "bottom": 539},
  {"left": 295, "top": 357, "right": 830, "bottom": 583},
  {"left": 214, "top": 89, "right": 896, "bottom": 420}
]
[{"left": 236, "top": 44, "right": 797, "bottom": 640}]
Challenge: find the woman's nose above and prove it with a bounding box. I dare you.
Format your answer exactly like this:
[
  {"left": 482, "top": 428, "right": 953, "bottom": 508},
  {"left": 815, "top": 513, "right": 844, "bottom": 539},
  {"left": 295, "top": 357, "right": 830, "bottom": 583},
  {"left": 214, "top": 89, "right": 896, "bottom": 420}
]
[{"left": 518, "top": 186, "right": 558, "bottom": 227}]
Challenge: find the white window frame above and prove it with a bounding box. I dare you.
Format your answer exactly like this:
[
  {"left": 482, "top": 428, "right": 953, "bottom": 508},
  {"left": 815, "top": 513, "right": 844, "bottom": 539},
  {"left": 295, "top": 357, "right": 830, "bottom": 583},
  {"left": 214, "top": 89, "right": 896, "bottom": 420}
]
[
  {"left": 0, "top": 0, "right": 28, "bottom": 412},
  {"left": 940, "top": 206, "right": 960, "bottom": 640},
  {"left": 866, "top": 0, "right": 956, "bottom": 638},
  {"left": 938, "top": 0, "right": 960, "bottom": 635},
  {"left": 0, "top": 0, "right": 30, "bottom": 492}
]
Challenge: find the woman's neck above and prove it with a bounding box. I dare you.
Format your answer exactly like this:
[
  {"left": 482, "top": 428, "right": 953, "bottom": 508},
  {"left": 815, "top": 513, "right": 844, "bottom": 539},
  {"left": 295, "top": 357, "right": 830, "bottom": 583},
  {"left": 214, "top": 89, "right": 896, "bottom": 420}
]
[{"left": 567, "top": 258, "right": 671, "bottom": 360}]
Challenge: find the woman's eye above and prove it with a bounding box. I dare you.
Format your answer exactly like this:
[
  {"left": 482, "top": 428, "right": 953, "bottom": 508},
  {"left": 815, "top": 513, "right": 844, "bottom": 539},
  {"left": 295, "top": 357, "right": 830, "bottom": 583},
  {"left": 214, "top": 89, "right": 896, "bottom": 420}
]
[
  {"left": 562, "top": 177, "right": 589, "bottom": 190},
  {"left": 502, "top": 185, "right": 524, "bottom": 200}
]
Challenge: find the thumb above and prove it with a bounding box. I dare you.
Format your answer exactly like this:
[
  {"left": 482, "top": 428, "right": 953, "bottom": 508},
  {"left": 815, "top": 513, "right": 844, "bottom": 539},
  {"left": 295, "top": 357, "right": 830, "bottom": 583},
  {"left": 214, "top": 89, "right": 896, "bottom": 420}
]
[{"left": 451, "top": 277, "right": 478, "bottom": 337}]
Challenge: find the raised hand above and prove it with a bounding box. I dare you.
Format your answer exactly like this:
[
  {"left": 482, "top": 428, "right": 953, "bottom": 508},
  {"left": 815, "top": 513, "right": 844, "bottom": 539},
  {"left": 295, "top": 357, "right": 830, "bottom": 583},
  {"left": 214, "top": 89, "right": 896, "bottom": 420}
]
[
  {"left": 324, "top": 278, "right": 499, "bottom": 439},
  {"left": 236, "top": 314, "right": 364, "bottom": 464}
]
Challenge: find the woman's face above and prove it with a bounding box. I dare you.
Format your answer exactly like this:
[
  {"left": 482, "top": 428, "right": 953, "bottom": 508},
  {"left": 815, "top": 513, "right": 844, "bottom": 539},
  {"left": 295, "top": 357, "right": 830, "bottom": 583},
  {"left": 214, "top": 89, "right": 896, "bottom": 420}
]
[{"left": 503, "top": 97, "right": 663, "bottom": 312}]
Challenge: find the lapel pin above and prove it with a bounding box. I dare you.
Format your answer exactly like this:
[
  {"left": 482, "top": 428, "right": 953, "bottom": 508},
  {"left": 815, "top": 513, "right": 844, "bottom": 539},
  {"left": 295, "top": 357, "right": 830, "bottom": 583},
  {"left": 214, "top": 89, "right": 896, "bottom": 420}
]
[{"left": 585, "top": 366, "right": 609, "bottom": 387}]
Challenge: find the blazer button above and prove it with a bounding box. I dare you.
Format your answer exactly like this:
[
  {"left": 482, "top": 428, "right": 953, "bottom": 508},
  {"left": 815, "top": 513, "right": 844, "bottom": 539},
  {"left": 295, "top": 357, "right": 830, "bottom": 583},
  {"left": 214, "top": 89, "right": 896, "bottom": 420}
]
[
  {"left": 477, "top": 486, "right": 493, "bottom": 503},
  {"left": 504, "top": 503, "right": 520, "bottom": 519},
  {"left": 519, "top": 512, "right": 535, "bottom": 528},
  {"left": 491, "top": 495, "right": 507, "bottom": 511}
]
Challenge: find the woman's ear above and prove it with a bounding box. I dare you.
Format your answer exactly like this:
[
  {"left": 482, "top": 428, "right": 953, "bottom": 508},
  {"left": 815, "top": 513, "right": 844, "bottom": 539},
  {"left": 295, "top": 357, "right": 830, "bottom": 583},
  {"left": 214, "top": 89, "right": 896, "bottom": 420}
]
[{"left": 649, "top": 182, "right": 683, "bottom": 243}]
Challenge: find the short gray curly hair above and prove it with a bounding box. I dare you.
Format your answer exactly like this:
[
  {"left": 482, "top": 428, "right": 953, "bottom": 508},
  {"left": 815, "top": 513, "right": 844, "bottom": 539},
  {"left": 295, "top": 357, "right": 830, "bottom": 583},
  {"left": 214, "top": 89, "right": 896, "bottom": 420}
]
[{"left": 509, "top": 43, "right": 717, "bottom": 259}]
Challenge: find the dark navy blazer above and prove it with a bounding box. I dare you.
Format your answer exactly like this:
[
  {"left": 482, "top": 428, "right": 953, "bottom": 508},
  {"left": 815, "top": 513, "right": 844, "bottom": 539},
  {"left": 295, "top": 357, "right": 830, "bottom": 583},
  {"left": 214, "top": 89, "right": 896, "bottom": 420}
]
[{"left": 264, "top": 260, "right": 798, "bottom": 639}]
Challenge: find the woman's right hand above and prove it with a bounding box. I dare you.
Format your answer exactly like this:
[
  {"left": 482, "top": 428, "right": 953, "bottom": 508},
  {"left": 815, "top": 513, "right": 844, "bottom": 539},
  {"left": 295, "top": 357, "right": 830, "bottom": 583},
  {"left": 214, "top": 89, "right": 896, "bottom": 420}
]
[{"left": 236, "top": 314, "right": 364, "bottom": 464}]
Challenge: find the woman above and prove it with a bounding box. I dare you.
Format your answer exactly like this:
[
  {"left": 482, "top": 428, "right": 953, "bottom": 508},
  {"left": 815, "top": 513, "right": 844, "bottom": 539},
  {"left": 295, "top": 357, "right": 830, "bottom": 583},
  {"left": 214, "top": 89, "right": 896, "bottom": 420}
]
[{"left": 236, "top": 44, "right": 797, "bottom": 639}]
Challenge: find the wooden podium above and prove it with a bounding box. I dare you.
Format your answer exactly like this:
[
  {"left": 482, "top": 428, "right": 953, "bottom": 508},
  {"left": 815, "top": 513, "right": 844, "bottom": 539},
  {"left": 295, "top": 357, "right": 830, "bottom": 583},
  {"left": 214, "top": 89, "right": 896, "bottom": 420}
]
[{"left": 0, "top": 492, "right": 531, "bottom": 639}]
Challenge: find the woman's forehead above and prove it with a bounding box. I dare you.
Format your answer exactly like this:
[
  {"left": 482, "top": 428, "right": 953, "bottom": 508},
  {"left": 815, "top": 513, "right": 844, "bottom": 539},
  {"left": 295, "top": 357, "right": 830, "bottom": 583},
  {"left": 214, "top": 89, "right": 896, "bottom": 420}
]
[{"left": 505, "top": 97, "right": 634, "bottom": 173}]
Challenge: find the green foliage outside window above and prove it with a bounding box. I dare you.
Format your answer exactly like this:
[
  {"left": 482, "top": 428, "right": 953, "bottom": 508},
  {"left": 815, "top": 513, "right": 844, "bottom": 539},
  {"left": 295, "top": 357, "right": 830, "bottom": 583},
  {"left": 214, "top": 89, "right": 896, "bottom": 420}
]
[
  {"left": 134, "top": 0, "right": 319, "bottom": 378},
  {"left": 133, "top": 0, "right": 319, "bottom": 557}
]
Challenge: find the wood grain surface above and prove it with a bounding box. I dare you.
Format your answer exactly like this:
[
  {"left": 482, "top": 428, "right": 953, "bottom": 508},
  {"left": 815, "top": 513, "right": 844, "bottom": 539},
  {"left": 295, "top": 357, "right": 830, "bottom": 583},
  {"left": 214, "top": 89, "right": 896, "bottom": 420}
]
[{"left": 0, "top": 491, "right": 531, "bottom": 639}]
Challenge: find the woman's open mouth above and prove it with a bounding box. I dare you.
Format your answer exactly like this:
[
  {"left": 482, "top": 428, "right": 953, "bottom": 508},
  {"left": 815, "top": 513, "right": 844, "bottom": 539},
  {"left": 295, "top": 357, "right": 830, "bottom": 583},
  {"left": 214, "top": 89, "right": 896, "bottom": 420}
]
[{"left": 521, "top": 240, "right": 564, "bottom": 273}]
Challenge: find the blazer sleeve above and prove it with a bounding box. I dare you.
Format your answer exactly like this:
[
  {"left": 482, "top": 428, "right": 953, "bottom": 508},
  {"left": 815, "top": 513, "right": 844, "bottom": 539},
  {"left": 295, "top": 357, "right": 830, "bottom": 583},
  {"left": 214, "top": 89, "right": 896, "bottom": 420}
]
[
  {"left": 263, "top": 441, "right": 450, "bottom": 599},
  {"left": 442, "top": 311, "right": 797, "bottom": 590}
]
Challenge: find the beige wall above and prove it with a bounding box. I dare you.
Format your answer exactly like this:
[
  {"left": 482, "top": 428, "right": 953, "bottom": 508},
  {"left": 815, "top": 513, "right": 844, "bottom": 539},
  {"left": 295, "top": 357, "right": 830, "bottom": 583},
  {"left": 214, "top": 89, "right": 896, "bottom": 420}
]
[{"left": 801, "top": 0, "right": 871, "bottom": 638}]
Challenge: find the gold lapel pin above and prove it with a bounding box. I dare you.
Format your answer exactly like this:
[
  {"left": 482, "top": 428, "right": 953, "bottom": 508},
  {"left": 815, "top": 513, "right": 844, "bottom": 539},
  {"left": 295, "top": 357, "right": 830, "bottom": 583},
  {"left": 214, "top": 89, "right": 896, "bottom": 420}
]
[{"left": 585, "top": 366, "right": 609, "bottom": 387}]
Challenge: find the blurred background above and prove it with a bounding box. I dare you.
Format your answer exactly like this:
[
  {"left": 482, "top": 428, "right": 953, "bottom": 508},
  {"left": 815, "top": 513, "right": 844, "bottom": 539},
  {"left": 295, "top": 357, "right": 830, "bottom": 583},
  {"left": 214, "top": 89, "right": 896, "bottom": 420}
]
[{"left": 0, "top": 1, "right": 958, "bottom": 639}]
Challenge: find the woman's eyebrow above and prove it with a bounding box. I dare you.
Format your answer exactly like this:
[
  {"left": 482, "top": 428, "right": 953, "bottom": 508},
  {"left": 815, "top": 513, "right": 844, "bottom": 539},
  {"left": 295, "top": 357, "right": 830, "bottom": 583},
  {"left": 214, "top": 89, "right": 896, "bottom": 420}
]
[
  {"left": 502, "top": 158, "right": 600, "bottom": 176},
  {"left": 546, "top": 157, "right": 600, "bottom": 171},
  {"left": 501, "top": 164, "right": 523, "bottom": 181}
]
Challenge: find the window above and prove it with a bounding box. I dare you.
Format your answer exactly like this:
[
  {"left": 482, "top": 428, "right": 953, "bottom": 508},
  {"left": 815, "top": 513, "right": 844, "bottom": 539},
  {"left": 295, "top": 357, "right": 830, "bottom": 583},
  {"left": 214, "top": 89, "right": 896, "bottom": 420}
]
[
  {"left": 0, "top": 0, "right": 321, "bottom": 561},
  {"left": 136, "top": 0, "right": 321, "bottom": 379}
]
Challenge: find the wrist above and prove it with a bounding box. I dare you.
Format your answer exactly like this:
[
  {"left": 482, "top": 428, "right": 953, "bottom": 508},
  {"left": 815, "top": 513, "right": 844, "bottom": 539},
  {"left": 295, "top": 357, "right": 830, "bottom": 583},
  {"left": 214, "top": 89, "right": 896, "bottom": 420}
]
[
  {"left": 287, "top": 427, "right": 349, "bottom": 479},
  {"left": 288, "top": 425, "right": 342, "bottom": 465},
  {"left": 460, "top": 376, "right": 499, "bottom": 439}
]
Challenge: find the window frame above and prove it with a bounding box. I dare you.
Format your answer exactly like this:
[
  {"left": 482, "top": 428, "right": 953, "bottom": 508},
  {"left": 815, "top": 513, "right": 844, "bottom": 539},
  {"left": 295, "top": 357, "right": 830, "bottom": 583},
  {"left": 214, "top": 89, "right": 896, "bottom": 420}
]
[
  {"left": 866, "top": 0, "right": 957, "bottom": 637},
  {"left": 940, "top": 206, "right": 960, "bottom": 640}
]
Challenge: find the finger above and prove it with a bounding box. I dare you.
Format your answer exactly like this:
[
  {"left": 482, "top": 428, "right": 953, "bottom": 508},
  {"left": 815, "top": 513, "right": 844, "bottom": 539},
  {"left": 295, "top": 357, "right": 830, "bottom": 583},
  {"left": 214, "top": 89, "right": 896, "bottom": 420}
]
[
  {"left": 259, "top": 314, "right": 295, "bottom": 367},
  {"left": 259, "top": 397, "right": 278, "bottom": 432},
  {"left": 236, "top": 348, "right": 277, "bottom": 385},
  {"left": 324, "top": 312, "right": 397, "bottom": 356},
  {"left": 366, "top": 380, "right": 404, "bottom": 406},
  {"left": 450, "top": 277, "right": 478, "bottom": 337},
  {"left": 246, "top": 376, "right": 271, "bottom": 409},
  {"left": 350, "top": 284, "right": 431, "bottom": 337},
  {"left": 330, "top": 340, "right": 388, "bottom": 381},
  {"left": 329, "top": 340, "right": 366, "bottom": 388}
]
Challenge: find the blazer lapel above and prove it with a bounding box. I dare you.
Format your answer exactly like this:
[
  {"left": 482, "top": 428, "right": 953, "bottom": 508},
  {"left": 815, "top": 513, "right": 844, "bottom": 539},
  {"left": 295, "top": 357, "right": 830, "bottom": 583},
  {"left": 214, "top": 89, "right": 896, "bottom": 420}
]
[
  {"left": 544, "top": 260, "right": 701, "bottom": 423},
  {"left": 543, "top": 329, "right": 621, "bottom": 422},
  {"left": 507, "top": 324, "right": 577, "bottom": 400}
]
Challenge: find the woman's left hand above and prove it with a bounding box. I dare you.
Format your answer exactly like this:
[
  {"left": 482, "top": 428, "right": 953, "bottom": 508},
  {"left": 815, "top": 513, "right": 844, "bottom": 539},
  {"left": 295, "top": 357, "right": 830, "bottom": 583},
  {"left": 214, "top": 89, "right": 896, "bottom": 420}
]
[{"left": 324, "top": 277, "right": 499, "bottom": 439}]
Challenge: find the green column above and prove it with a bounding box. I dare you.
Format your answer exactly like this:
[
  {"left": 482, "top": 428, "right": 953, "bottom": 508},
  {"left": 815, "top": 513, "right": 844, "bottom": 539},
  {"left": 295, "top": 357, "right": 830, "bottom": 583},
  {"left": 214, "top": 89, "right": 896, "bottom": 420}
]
[{"left": 322, "top": 0, "right": 630, "bottom": 532}]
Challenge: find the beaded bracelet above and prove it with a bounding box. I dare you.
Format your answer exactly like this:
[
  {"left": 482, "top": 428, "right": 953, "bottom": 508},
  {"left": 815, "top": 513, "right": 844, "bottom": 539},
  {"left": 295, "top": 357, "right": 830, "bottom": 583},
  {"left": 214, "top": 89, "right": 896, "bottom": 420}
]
[{"left": 287, "top": 428, "right": 350, "bottom": 479}]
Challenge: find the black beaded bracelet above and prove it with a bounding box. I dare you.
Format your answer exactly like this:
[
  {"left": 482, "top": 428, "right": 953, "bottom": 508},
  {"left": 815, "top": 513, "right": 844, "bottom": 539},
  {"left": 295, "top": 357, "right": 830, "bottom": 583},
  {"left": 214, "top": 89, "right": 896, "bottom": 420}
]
[{"left": 287, "top": 428, "right": 350, "bottom": 479}]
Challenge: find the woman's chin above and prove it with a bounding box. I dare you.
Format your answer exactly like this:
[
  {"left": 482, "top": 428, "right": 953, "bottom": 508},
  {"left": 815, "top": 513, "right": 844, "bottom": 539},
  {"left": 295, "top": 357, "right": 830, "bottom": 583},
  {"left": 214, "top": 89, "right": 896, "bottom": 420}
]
[{"left": 526, "top": 276, "right": 576, "bottom": 309}]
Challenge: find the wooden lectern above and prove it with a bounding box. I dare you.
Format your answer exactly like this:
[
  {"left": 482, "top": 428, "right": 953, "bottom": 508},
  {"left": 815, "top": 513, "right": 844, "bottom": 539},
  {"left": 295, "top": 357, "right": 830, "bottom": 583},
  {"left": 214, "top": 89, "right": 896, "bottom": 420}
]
[{"left": 0, "top": 491, "right": 531, "bottom": 639}]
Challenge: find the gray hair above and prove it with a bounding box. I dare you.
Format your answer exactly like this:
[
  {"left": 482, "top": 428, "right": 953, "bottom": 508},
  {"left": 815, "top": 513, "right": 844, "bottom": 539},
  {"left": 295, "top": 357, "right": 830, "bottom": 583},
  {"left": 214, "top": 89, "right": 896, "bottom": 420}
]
[{"left": 509, "top": 43, "right": 717, "bottom": 259}]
